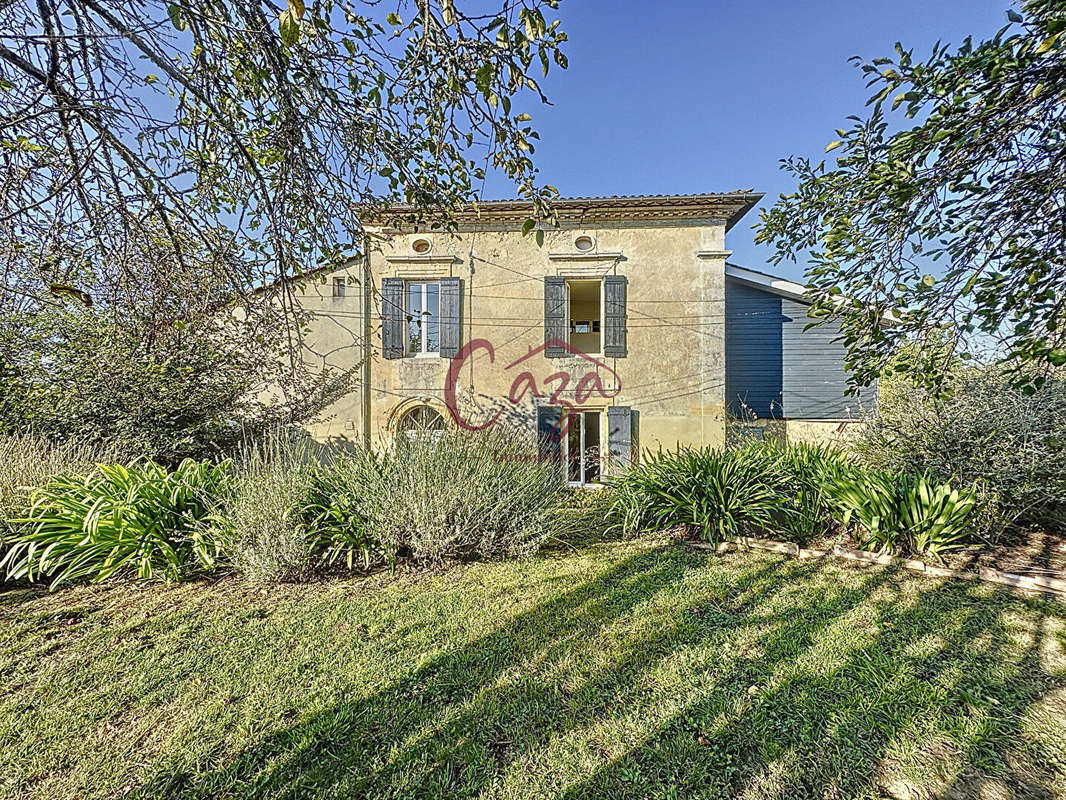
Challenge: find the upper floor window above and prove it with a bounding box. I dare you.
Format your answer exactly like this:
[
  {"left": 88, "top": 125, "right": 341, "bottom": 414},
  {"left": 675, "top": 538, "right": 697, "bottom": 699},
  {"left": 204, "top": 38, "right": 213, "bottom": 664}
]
[
  {"left": 332, "top": 277, "right": 346, "bottom": 298},
  {"left": 406, "top": 281, "right": 439, "bottom": 355},
  {"left": 382, "top": 276, "right": 460, "bottom": 360},
  {"left": 544, "top": 274, "right": 627, "bottom": 359},
  {"left": 567, "top": 278, "right": 602, "bottom": 356}
]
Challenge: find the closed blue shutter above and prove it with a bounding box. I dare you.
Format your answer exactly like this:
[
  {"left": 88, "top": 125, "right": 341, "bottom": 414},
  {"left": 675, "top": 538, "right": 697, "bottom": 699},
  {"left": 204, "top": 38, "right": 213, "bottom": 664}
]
[{"left": 439, "top": 277, "right": 462, "bottom": 358}]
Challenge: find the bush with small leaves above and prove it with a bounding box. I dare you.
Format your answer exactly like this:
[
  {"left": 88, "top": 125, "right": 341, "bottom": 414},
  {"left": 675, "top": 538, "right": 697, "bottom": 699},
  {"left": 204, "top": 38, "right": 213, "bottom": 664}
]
[
  {"left": 372, "top": 428, "right": 564, "bottom": 563},
  {"left": 856, "top": 367, "right": 1066, "bottom": 535},
  {"left": 215, "top": 434, "right": 319, "bottom": 583}
]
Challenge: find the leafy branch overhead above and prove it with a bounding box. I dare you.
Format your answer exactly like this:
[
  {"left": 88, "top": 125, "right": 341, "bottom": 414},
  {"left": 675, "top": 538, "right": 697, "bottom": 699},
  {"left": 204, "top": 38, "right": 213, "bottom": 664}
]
[
  {"left": 756, "top": 0, "right": 1066, "bottom": 393},
  {"left": 0, "top": 0, "right": 568, "bottom": 312}
]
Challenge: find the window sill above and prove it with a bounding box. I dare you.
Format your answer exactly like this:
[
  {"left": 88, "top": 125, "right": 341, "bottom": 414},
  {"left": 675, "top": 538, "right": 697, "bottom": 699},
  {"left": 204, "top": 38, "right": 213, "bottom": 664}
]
[{"left": 559, "top": 351, "right": 604, "bottom": 360}]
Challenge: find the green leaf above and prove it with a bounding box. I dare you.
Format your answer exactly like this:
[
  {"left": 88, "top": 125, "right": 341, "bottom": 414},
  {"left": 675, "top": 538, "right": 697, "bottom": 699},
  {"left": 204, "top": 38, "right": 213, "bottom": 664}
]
[
  {"left": 475, "top": 63, "right": 492, "bottom": 95},
  {"left": 288, "top": 0, "right": 305, "bottom": 19},
  {"left": 386, "top": 12, "right": 402, "bottom": 26},
  {"left": 825, "top": 140, "right": 844, "bottom": 152},
  {"left": 279, "top": 9, "right": 300, "bottom": 45},
  {"left": 1006, "top": 10, "right": 1023, "bottom": 23},
  {"left": 167, "top": 2, "right": 186, "bottom": 31},
  {"left": 1036, "top": 32, "right": 1060, "bottom": 54}
]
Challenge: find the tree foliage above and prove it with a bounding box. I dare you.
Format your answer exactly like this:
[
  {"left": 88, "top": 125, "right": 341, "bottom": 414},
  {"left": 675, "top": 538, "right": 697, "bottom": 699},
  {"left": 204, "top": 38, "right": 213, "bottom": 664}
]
[
  {"left": 1, "top": 0, "right": 567, "bottom": 302},
  {"left": 0, "top": 232, "right": 352, "bottom": 461},
  {"left": 756, "top": 0, "right": 1066, "bottom": 392},
  {"left": 0, "top": 0, "right": 567, "bottom": 447},
  {"left": 855, "top": 362, "right": 1066, "bottom": 534}
]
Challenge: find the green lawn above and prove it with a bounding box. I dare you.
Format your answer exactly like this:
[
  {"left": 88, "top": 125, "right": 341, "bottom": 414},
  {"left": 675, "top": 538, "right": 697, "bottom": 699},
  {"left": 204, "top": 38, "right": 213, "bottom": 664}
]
[{"left": 1, "top": 538, "right": 1065, "bottom": 799}]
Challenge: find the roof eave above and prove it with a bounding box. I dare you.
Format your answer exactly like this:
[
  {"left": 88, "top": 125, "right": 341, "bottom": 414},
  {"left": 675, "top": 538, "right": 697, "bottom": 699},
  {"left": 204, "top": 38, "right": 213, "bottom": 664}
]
[
  {"left": 372, "top": 192, "right": 765, "bottom": 229},
  {"left": 725, "top": 263, "right": 902, "bottom": 326},
  {"left": 725, "top": 263, "right": 811, "bottom": 303}
]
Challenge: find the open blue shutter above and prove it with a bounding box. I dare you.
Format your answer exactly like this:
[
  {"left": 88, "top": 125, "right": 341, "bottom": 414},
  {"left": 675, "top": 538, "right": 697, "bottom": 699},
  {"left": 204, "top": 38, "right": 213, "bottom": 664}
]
[
  {"left": 439, "top": 277, "right": 462, "bottom": 358},
  {"left": 603, "top": 275, "right": 627, "bottom": 358},
  {"left": 607, "top": 406, "right": 637, "bottom": 470},
  {"left": 381, "top": 277, "right": 404, "bottom": 359},
  {"left": 544, "top": 276, "right": 567, "bottom": 358},
  {"left": 537, "top": 405, "right": 563, "bottom": 468}
]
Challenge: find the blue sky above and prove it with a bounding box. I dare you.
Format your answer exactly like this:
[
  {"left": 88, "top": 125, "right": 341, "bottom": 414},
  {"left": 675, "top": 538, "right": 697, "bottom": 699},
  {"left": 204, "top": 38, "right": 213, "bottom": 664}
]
[{"left": 484, "top": 0, "right": 1013, "bottom": 282}]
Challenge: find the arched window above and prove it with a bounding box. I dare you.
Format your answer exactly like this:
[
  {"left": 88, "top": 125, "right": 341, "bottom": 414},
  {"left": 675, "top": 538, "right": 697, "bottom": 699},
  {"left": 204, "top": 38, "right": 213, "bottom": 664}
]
[{"left": 397, "top": 405, "right": 446, "bottom": 440}]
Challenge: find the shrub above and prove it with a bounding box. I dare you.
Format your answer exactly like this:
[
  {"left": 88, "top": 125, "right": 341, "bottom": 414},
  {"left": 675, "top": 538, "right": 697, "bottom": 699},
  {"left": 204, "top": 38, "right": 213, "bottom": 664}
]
[
  {"left": 828, "top": 468, "right": 979, "bottom": 558},
  {"left": 1, "top": 256, "right": 353, "bottom": 465},
  {"left": 370, "top": 429, "right": 564, "bottom": 563},
  {"left": 1, "top": 459, "right": 230, "bottom": 587},
  {"left": 856, "top": 366, "right": 1066, "bottom": 533},
  {"left": 0, "top": 435, "right": 120, "bottom": 519},
  {"left": 608, "top": 441, "right": 980, "bottom": 559},
  {"left": 303, "top": 448, "right": 388, "bottom": 570},
  {"left": 607, "top": 447, "right": 785, "bottom": 545},
  {"left": 827, "top": 469, "right": 909, "bottom": 554},
  {"left": 745, "top": 441, "right": 855, "bottom": 543},
  {"left": 902, "top": 475, "right": 980, "bottom": 558},
  {"left": 216, "top": 427, "right": 561, "bottom": 580},
  {"left": 216, "top": 434, "right": 318, "bottom": 583}
]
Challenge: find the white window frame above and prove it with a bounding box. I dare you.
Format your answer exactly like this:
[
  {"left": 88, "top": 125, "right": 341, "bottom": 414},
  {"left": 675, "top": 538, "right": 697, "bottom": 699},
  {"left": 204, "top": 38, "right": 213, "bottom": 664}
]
[
  {"left": 397, "top": 404, "right": 446, "bottom": 442},
  {"left": 563, "top": 409, "right": 603, "bottom": 487},
  {"left": 405, "top": 280, "right": 440, "bottom": 357},
  {"left": 564, "top": 278, "right": 605, "bottom": 357}
]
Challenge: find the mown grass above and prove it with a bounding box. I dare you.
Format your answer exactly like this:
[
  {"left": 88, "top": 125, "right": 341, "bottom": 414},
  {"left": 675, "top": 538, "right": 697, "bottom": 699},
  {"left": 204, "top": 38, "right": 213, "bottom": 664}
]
[{"left": 1, "top": 539, "right": 1064, "bottom": 799}]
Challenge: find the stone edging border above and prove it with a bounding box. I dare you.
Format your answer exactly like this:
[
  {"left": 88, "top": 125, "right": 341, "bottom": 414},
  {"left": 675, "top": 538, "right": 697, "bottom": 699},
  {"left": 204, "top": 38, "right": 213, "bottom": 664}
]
[{"left": 686, "top": 537, "right": 1066, "bottom": 598}]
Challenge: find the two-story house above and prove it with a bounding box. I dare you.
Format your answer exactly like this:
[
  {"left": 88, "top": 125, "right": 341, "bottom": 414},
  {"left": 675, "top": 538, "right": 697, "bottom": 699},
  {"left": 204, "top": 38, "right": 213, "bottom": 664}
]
[{"left": 296, "top": 193, "right": 874, "bottom": 485}]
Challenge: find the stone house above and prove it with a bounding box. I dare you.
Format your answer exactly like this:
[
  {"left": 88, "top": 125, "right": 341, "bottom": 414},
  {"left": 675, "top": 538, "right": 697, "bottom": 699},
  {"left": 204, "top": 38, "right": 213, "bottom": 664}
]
[{"left": 297, "top": 193, "right": 874, "bottom": 485}]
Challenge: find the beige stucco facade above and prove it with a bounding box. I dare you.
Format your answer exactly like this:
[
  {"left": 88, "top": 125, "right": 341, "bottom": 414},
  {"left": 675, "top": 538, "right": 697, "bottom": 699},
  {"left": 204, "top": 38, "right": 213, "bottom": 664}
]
[
  {"left": 728, "top": 419, "right": 866, "bottom": 448},
  {"left": 295, "top": 193, "right": 764, "bottom": 473}
]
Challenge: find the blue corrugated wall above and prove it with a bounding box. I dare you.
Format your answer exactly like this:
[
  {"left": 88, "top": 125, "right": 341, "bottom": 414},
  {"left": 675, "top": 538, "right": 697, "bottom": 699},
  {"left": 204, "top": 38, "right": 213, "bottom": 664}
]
[{"left": 724, "top": 279, "right": 873, "bottom": 420}]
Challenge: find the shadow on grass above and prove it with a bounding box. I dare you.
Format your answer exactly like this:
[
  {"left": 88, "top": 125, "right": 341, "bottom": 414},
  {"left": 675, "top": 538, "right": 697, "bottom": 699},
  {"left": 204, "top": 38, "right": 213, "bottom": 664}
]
[
  {"left": 128, "top": 546, "right": 1066, "bottom": 800},
  {"left": 560, "top": 572, "right": 1065, "bottom": 799}
]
